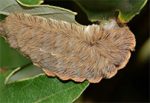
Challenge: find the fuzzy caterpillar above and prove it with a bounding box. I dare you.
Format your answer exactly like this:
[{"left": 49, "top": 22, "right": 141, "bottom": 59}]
[{"left": 0, "top": 13, "right": 135, "bottom": 83}]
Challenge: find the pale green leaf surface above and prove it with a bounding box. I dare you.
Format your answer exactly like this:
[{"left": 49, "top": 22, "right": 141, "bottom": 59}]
[
  {"left": 5, "top": 65, "right": 44, "bottom": 84},
  {"left": 0, "top": 0, "right": 77, "bottom": 23}
]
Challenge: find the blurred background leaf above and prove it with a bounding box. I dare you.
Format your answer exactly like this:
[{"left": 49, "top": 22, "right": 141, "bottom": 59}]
[
  {"left": 138, "top": 38, "right": 150, "bottom": 63},
  {"left": 73, "top": 0, "right": 147, "bottom": 23}
]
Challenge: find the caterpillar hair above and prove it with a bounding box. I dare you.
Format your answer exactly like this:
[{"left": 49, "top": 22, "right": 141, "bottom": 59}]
[{"left": 0, "top": 13, "right": 136, "bottom": 83}]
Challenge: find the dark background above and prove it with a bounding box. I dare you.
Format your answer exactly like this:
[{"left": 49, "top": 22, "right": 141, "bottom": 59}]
[{"left": 44, "top": 0, "right": 149, "bottom": 102}]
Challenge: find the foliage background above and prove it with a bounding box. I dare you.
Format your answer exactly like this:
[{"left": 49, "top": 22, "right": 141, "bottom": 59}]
[{"left": 44, "top": 0, "right": 149, "bottom": 102}]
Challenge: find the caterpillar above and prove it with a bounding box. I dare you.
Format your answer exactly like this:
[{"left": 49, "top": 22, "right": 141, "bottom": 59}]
[{"left": 0, "top": 13, "right": 135, "bottom": 83}]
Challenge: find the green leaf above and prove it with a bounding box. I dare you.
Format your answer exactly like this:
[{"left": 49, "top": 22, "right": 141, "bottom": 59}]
[
  {"left": 0, "top": 0, "right": 77, "bottom": 23},
  {"left": 0, "top": 14, "right": 6, "bottom": 21},
  {"left": 0, "top": 0, "right": 89, "bottom": 102},
  {"left": 0, "top": 37, "right": 31, "bottom": 69},
  {"left": 0, "top": 74, "right": 89, "bottom": 103},
  {"left": 17, "top": 0, "right": 44, "bottom": 7},
  {"left": 5, "top": 65, "right": 44, "bottom": 84},
  {"left": 74, "top": 0, "right": 147, "bottom": 23}
]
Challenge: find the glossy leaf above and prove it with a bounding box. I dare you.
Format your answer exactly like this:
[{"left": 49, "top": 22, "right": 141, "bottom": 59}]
[
  {"left": 17, "top": 0, "right": 44, "bottom": 7},
  {"left": 0, "top": 74, "right": 89, "bottom": 103}
]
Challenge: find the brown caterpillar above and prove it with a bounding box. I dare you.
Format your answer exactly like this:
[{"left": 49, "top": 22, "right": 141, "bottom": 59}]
[{"left": 0, "top": 13, "right": 135, "bottom": 83}]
